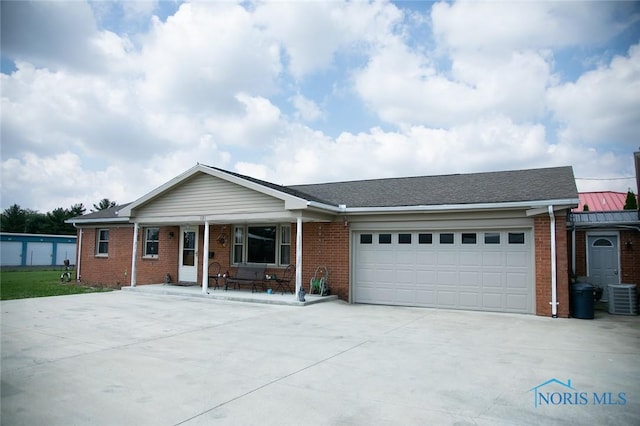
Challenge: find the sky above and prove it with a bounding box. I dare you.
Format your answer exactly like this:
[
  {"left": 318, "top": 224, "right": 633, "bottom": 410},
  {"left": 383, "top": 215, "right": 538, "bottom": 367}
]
[{"left": 1, "top": 0, "right": 639, "bottom": 213}]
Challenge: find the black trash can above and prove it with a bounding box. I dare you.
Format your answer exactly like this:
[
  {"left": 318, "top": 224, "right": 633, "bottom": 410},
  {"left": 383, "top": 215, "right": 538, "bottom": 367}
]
[{"left": 571, "top": 282, "right": 595, "bottom": 319}]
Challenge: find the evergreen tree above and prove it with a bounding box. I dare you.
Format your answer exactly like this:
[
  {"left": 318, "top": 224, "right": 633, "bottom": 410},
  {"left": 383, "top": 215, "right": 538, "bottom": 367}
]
[
  {"left": 624, "top": 190, "right": 638, "bottom": 210},
  {"left": 92, "top": 198, "right": 116, "bottom": 211}
]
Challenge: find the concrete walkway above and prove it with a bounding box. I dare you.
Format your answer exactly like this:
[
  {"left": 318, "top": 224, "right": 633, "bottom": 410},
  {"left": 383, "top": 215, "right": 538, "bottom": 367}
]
[{"left": 1, "top": 291, "right": 639, "bottom": 425}]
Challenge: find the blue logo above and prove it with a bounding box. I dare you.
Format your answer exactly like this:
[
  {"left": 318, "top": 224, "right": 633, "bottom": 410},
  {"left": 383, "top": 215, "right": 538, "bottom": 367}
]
[{"left": 528, "top": 378, "right": 627, "bottom": 408}]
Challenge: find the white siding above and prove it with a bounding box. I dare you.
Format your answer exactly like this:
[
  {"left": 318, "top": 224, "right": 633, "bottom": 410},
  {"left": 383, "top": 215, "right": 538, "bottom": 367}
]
[{"left": 135, "top": 173, "right": 285, "bottom": 218}]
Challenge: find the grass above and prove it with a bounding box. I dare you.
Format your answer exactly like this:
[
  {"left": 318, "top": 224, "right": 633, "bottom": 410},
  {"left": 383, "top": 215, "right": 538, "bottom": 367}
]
[{"left": 0, "top": 269, "right": 113, "bottom": 300}]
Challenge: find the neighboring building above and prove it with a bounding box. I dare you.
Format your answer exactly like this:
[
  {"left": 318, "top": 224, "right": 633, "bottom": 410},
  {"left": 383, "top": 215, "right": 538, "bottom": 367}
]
[
  {"left": 68, "top": 164, "right": 579, "bottom": 317},
  {"left": 568, "top": 211, "right": 640, "bottom": 302},
  {"left": 0, "top": 233, "right": 77, "bottom": 267},
  {"left": 573, "top": 192, "right": 627, "bottom": 212},
  {"left": 567, "top": 151, "right": 640, "bottom": 303}
]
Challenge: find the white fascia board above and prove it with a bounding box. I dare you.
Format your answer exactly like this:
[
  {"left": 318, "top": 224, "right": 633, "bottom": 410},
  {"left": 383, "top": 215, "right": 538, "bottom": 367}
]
[
  {"left": 342, "top": 198, "right": 580, "bottom": 215},
  {"left": 307, "top": 201, "right": 345, "bottom": 213},
  {"left": 66, "top": 217, "right": 130, "bottom": 225}
]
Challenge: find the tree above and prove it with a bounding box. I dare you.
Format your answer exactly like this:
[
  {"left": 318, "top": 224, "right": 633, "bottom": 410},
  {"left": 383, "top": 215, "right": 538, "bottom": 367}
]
[
  {"left": 0, "top": 204, "right": 27, "bottom": 232},
  {"left": 92, "top": 198, "right": 116, "bottom": 211},
  {"left": 1, "top": 203, "right": 86, "bottom": 235},
  {"left": 624, "top": 190, "right": 638, "bottom": 210}
]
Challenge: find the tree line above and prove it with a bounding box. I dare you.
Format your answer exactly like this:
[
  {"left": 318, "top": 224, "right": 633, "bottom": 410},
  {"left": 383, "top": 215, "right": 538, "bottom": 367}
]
[{"left": 0, "top": 199, "right": 116, "bottom": 235}]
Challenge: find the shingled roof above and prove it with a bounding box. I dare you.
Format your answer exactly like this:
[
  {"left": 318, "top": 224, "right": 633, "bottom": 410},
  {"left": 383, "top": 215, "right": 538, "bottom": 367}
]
[
  {"left": 70, "top": 166, "right": 578, "bottom": 223},
  {"left": 289, "top": 166, "right": 578, "bottom": 208}
]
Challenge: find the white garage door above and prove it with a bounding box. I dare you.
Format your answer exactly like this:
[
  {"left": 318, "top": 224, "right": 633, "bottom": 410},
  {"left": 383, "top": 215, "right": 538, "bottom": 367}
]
[
  {"left": 1, "top": 241, "right": 23, "bottom": 266},
  {"left": 26, "top": 242, "right": 52, "bottom": 266},
  {"left": 354, "top": 230, "right": 533, "bottom": 314}
]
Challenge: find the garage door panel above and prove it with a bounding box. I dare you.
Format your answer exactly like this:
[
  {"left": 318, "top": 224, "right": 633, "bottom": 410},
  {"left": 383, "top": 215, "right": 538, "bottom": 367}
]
[
  {"left": 459, "top": 292, "right": 481, "bottom": 308},
  {"left": 397, "top": 251, "right": 416, "bottom": 265},
  {"left": 506, "top": 252, "right": 528, "bottom": 267},
  {"left": 416, "top": 269, "right": 436, "bottom": 284},
  {"left": 506, "top": 272, "right": 528, "bottom": 289},
  {"left": 482, "top": 272, "right": 503, "bottom": 288},
  {"left": 396, "top": 288, "right": 416, "bottom": 303},
  {"left": 416, "top": 251, "right": 437, "bottom": 265},
  {"left": 459, "top": 271, "right": 480, "bottom": 287},
  {"left": 482, "top": 293, "right": 504, "bottom": 309},
  {"left": 482, "top": 252, "right": 503, "bottom": 266},
  {"left": 459, "top": 252, "right": 481, "bottom": 266},
  {"left": 437, "top": 252, "right": 457, "bottom": 266},
  {"left": 437, "top": 270, "right": 457, "bottom": 284},
  {"left": 354, "top": 230, "right": 533, "bottom": 314},
  {"left": 437, "top": 291, "right": 457, "bottom": 307},
  {"left": 506, "top": 294, "right": 528, "bottom": 311},
  {"left": 396, "top": 269, "right": 414, "bottom": 284},
  {"left": 415, "top": 289, "right": 436, "bottom": 305}
]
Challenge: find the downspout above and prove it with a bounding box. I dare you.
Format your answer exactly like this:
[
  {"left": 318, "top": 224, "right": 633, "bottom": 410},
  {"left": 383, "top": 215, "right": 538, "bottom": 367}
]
[
  {"left": 74, "top": 224, "right": 82, "bottom": 283},
  {"left": 131, "top": 223, "right": 139, "bottom": 287},
  {"left": 549, "top": 205, "right": 558, "bottom": 318}
]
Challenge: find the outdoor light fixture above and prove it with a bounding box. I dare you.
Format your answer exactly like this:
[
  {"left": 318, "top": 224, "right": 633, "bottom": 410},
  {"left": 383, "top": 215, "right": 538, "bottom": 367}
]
[
  {"left": 625, "top": 240, "right": 633, "bottom": 250},
  {"left": 168, "top": 231, "right": 174, "bottom": 239}
]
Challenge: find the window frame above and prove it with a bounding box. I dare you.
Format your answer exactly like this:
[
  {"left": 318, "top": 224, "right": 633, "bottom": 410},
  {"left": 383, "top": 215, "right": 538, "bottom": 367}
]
[
  {"left": 232, "top": 224, "right": 292, "bottom": 266},
  {"left": 143, "top": 227, "right": 160, "bottom": 258},
  {"left": 96, "top": 228, "right": 109, "bottom": 256}
]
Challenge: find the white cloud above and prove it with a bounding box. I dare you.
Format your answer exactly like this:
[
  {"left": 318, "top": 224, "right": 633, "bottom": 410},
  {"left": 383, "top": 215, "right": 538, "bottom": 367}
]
[
  {"left": 547, "top": 44, "right": 640, "bottom": 148},
  {"left": 431, "top": 1, "right": 637, "bottom": 52},
  {"left": 290, "top": 93, "right": 323, "bottom": 122},
  {"left": 253, "top": 0, "right": 402, "bottom": 78},
  {"left": 354, "top": 40, "right": 553, "bottom": 127},
  {"left": 136, "top": 2, "right": 281, "bottom": 112}
]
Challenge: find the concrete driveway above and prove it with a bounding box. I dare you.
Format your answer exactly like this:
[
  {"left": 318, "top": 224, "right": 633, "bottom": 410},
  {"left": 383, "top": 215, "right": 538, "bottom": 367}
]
[{"left": 2, "top": 292, "right": 638, "bottom": 426}]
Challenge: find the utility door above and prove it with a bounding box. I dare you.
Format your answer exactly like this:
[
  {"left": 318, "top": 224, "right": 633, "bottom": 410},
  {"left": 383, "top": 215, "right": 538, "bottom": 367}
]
[
  {"left": 587, "top": 235, "right": 619, "bottom": 302},
  {"left": 179, "top": 227, "right": 198, "bottom": 283}
]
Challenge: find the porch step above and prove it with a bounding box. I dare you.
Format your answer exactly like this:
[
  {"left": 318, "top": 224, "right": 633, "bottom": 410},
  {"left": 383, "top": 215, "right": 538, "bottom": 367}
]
[{"left": 121, "top": 284, "right": 339, "bottom": 307}]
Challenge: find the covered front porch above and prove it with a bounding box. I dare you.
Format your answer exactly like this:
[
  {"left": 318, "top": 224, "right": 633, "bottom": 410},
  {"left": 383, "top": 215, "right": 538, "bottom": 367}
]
[
  {"left": 122, "top": 282, "right": 339, "bottom": 306},
  {"left": 116, "top": 165, "right": 342, "bottom": 300}
]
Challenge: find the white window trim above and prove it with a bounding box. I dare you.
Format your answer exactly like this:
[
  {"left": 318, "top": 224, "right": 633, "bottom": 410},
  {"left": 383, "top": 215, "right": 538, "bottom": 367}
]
[
  {"left": 232, "top": 224, "right": 291, "bottom": 266},
  {"left": 96, "top": 228, "right": 109, "bottom": 257},
  {"left": 143, "top": 227, "right": 159, "bottom": 258}
]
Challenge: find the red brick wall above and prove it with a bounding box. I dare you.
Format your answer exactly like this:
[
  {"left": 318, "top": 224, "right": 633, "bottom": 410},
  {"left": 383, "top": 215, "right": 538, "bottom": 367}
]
[
  {"left": 619, "top": 230, "right": 640, "bottom": 286},
  {"left": 534, "top": 211, "right": 570, "bottom": 317},
  {"left": 297, "top": 221, "right": 350, "bottom": 300},
  {"left": 78, "top": 226, "right": 133, "bottom": 287}
]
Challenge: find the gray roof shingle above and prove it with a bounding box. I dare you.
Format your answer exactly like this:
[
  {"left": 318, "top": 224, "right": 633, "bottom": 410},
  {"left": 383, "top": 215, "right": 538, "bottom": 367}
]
[
  {"left": 289, "top": 166, "right": 578, "bottom": 208},
  {"left": 71, "top": 166, "right": 578, "bottom": 222}
]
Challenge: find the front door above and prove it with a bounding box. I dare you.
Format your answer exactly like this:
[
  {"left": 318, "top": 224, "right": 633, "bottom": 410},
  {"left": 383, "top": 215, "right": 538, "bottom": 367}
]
[
  {"left": 587, "top": 235, "right": 619, "bottom": 302},
  {"left": 179, "top": 227, "right": 198, "bottom": 283}
]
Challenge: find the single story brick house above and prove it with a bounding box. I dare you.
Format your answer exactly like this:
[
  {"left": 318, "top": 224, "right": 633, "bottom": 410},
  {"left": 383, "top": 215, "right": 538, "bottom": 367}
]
[{"left": 69, "top": 164, "right": 581, "bottom": 317}]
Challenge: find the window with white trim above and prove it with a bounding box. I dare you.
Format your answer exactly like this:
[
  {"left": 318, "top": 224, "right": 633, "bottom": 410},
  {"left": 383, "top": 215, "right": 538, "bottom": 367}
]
[
  {"left": 144, "top": 227, "right": 159, "bottom": 257},
  {"left": 232, "top": 224, "right": 291, "bottom": 265},
  {"left": 280, "top": 225, "right": 291, "bottom": 265},
  {"left": 96, "top": 229, "right": 109, "bottom": 256}
]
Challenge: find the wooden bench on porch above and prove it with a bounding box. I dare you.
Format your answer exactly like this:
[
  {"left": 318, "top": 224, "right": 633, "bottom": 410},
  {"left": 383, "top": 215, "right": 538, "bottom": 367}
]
[{"left": 224, "top": 264, "right": 267, "bottom": 293}]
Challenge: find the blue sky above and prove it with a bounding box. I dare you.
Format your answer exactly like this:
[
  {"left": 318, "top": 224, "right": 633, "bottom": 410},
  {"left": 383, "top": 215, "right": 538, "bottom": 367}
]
[{"left": 1, "top": 0, "right": 639, "bottom": 212}]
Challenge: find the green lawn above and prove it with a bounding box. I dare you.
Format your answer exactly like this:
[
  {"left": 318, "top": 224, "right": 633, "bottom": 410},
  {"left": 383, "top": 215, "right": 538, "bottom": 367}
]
[{"left": 0, "top": 269, "right": 113, "bottom": 300}]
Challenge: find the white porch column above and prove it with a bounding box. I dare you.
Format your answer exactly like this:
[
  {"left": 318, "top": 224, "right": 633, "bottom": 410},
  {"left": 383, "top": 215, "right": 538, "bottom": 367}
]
[
  {"left": 202, "top": 221, "right": 210, "bottom": 293},
  {"left": 295, "top": 216, "right": 302, "bottom": 299},
  {"left": 131, "top": 223, "right": 139, "bottom": 287}
]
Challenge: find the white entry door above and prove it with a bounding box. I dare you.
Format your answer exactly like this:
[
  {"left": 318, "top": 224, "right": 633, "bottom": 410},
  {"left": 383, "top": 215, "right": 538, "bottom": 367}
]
[
  {"left": 587, "top": 235, "right": 619, "bottom": 302},
  {"left": 179, "top": 227, "right": 198, "bottom": 283}
]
